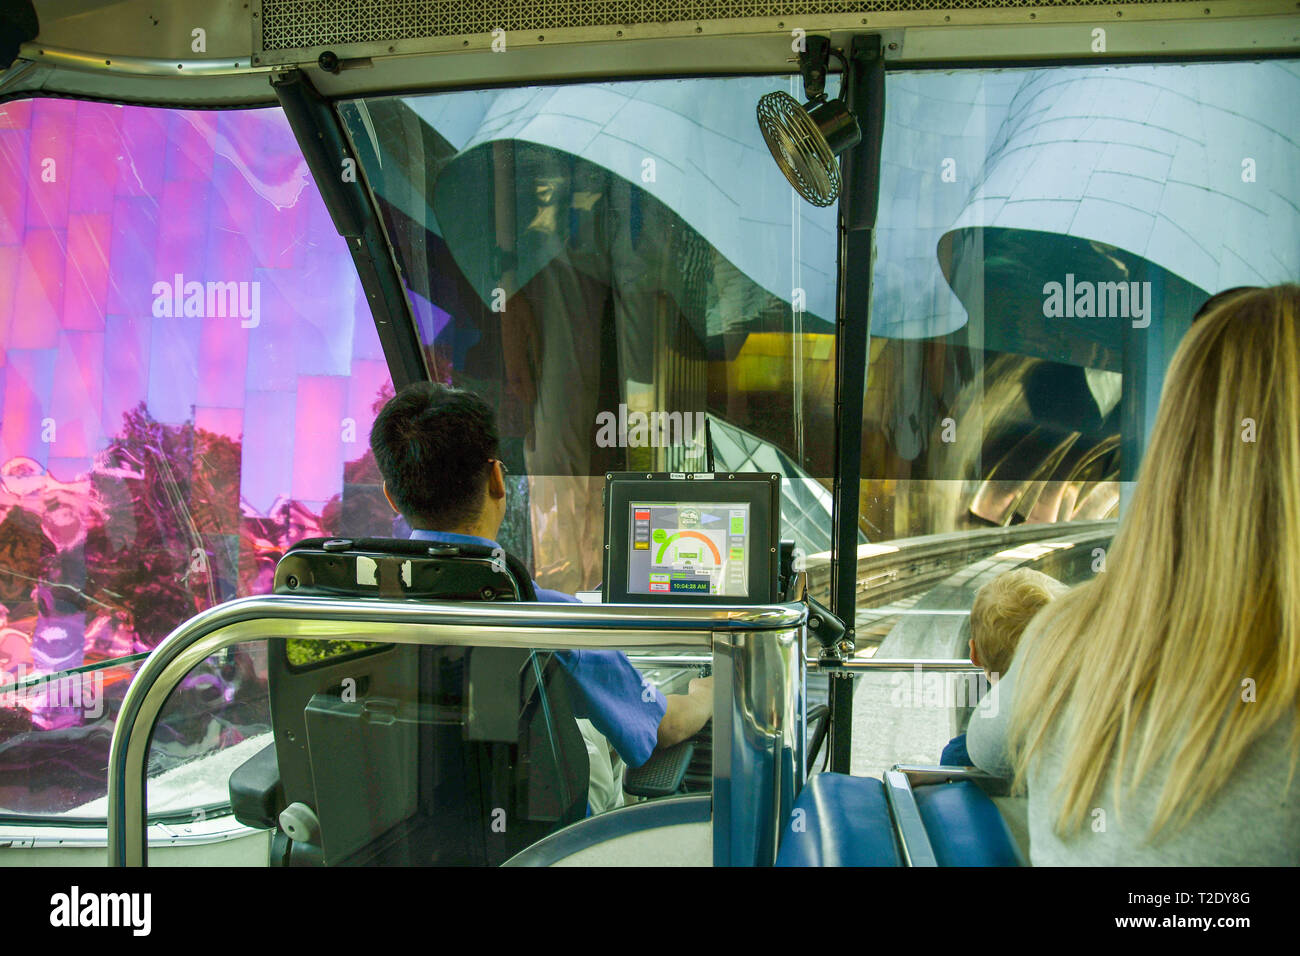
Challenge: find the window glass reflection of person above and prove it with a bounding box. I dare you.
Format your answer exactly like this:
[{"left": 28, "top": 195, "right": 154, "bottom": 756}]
[
  {"left": 370, "top": 382, "right": 712, "bottom": 811},
  {"left": 512, "top": 154, "right": 611, "bottom": 595},
  {"left": 968, "top": 284, "right": 1300, "bottom": 865}
]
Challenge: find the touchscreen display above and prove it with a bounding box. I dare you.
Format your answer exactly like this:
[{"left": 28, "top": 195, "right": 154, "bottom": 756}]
[{"left": 627, "top": 501, "right": 750, "bottom": 597}]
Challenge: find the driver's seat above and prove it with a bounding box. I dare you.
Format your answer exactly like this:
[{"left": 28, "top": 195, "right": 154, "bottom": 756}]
[{"left": 228, "top": 536, "right": 589, "bottom": 865}]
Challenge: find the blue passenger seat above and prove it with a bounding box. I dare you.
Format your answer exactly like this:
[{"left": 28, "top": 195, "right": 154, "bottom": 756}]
[
  {"left": 774, "top": 773, "right": 902, "bottom": 866},
  {"left": 775, "top": 771, "right": 1025, "bottom": 867},
  {"left": 913, "top": 780, "right": 1024, "bottom": 866}
]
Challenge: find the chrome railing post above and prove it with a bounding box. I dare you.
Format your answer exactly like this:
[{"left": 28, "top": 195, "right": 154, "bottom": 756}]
[{"left": 711, "top": 622, "right": 805, "bottom": 867}]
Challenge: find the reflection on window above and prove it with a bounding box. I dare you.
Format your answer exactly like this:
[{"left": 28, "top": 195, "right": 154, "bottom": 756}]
[
  {"left": 0, "top": 99, "right": 393, "bottom": 814},
  {"left": 707, "top": 414, "right": 862, "bottom": 557},
  {"left": 145, "top": 643, "right": 271, "bottom": 819},
  {"left": 285, "top": 638, "right": 384, "bottom": 670},
  {"left": 862, "top": 62, "right": 1299, "bottom": 544},
  {"left": 0, "top": 646, "right": 271, "bottom": 818},
  {"left": 341, "top": 77, "right": 840, "bottom": 592},
  {"left": 851, "top": 59, "right": 1299, "bottom": 695}
]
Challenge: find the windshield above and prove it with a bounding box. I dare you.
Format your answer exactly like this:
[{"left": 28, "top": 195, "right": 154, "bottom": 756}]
[
  {"left": 339, "top": 76, "right": 851, "bottom": 594},
  {"left": 5, "top": 60, "right": 1294, "bottom": 810}
]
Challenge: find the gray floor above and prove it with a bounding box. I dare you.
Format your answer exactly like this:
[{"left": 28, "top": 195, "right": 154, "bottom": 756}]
[
  {"left": 806, "top": 669, "right": 958, "bottom": 779},
  {"left": 850, "top": 671, "right": 958, "bottom": 779}
]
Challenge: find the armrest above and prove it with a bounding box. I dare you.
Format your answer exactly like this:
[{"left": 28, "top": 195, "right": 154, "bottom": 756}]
[
  {"left": 883, "top": 769, "right": 939, "bottom": 866},
  {"left": 891, "top": 763, "right": 1014, "bottom": 797},
  {"left": 229, "top": 742, "right": 285, "bottom": 830},
  {"left": 889, "top": 764, "right": 1025, "bottom": 867},
  {"left": 623, "top": 739, "right": 696, "bottom": 798}
]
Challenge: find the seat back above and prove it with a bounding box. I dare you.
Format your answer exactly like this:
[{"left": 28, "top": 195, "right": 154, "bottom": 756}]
[
  {"left": 775, "top": 768, "right": 1026, "bottom": 867},
  {"left": 266, "top": 536, "right": 589, "bottom": 865},
  {"left": 912, "top": 779, "right": 1025, "bottom": 867},
  {"left": 885, "top": 765, "right": 1025, "bottom": 866},
  {"left": 774, "top": 773, "right": 903, "bottom": 867}
]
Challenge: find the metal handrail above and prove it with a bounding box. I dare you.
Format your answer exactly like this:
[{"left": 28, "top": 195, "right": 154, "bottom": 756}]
[
  {"left": 627, "top": 655, "right": 986, "bottom": 671},
  {"left": 817, "top": 658, "right": 984, "bottom": 672},
  {"left": 107, "top": 594, "right": 806, "bottom": 866}
]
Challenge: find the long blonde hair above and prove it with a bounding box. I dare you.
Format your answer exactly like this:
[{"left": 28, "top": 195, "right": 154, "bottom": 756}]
[{"left": 1006, "top": 284, "right": 1300, "bottom": 839}]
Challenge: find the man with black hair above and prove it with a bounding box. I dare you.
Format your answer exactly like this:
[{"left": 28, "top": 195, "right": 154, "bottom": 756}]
[{"left": 370, "top": 382, "right": 712, "bottom": 808}]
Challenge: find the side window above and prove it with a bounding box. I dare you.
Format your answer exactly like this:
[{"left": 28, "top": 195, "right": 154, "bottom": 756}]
[
  {"left": 0, "top": 98, "right": 393, "bottom": 818},
  {"left": 864, "top": 62, "right": 1298, "bottom": 550},
  {"left": 850, "top": 61, "right": 1300, "bottom": 777}
]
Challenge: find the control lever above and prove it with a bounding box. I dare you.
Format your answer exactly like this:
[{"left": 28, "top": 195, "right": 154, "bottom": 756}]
[
  {"left": 806, "top": 593, "right": 848, "bottom": 658},
  {"left": 784, "top": 569, "right": 851, "bottom": 659}
]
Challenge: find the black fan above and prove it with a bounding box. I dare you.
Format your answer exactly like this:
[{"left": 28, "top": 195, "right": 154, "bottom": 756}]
[{"left": 757, "top": 38, "right": 860, "bottom": 207}]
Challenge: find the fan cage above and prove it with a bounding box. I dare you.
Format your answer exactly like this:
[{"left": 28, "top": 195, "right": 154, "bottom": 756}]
[{"left": 758, "top": 90, "right": 842, "bottom": 207}]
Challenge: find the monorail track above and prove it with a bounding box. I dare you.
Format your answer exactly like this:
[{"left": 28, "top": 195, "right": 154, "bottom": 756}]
[{"left": 803, "top": 518, "right": 1116, "bottom": 613}]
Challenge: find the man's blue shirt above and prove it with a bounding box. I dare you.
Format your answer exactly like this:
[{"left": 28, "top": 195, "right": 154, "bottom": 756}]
[{"left": 407, "top": 529, "right": 667, "bottom": 768}]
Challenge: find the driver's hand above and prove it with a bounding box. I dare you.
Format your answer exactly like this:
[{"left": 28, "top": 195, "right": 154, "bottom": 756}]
[{"left": 688, "top": 676, "right": 713, "bottom": 698}]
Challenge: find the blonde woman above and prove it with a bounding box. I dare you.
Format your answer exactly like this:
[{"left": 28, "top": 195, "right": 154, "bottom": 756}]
[{"left": 968, "top": 284, "right": 1300, "bottom": 865}]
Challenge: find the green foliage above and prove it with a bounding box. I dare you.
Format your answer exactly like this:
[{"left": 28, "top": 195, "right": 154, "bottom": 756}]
[{"left": 285, "top": 639, "right": 384, "bottom": 668}]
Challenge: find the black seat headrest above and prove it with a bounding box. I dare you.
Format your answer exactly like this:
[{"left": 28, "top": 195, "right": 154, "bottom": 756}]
[{"left": 274, "top": 536, "right": 537, "bottom": 602}]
